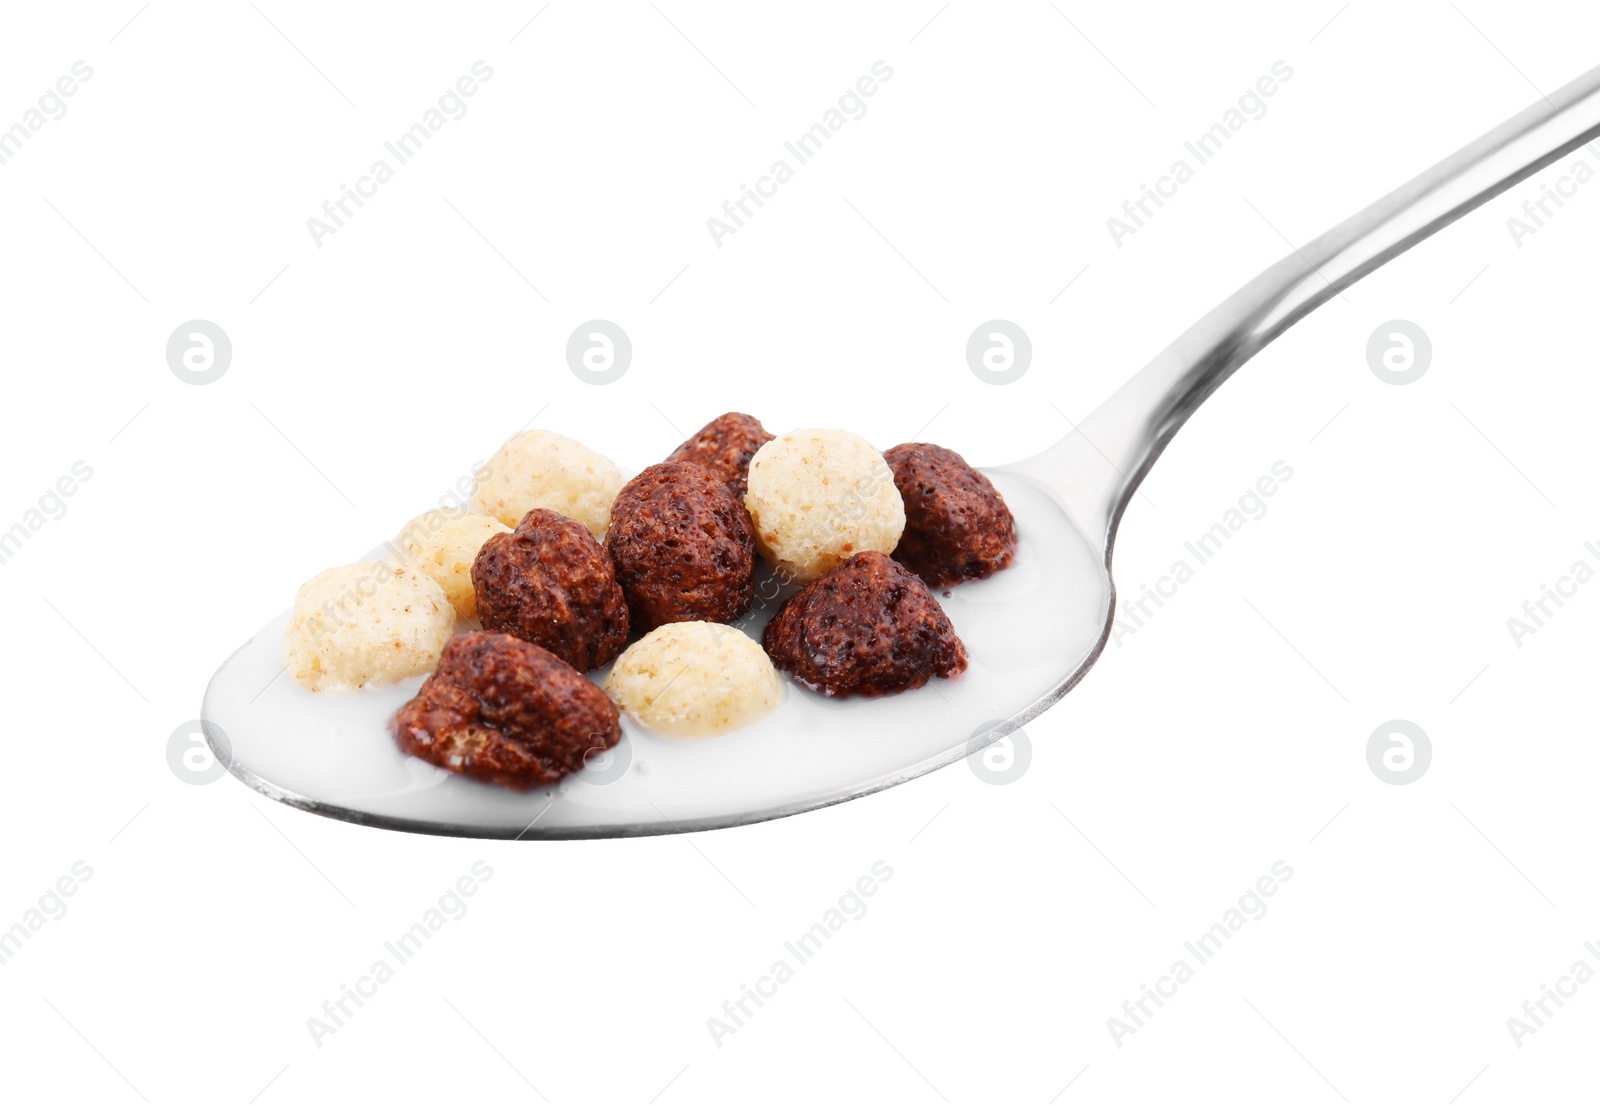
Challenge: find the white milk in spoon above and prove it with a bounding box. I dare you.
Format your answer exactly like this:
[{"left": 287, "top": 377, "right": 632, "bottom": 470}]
[{"left": 202, "top": 473, "right": 1109, "bottom": 837}]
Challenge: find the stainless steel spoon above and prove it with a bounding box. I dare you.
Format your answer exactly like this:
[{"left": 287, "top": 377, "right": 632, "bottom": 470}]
[{"left": 205, "top": 65, "right": 1600, "bottom": 838}]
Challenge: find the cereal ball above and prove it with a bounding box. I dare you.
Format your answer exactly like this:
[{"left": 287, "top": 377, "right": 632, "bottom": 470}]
[
  {"left": 665, "top": 412, "right": 774, "bottom": 500},
  {"left": 606, "top": 622, "right": 780, "bottom": 736},
  {"left": 763, "top": 551, "right": 967, "bottom": 697},
  {"left": 472, "top": 508, "right": 629, "bottom": 671},
  {"left": 744, "top": 428, "right": 906, "bottom": 585},
  {"left": 884, "top": 443, "right": 1018, "bottom": 587},
  {"left": 473, "top": 430, "right": 622, "bottom": 539},
  {"left": 392, "top": 507, "right": 512, "bottom": 619},
  {"left": 284, "top": 562, "right": 454, "bottom": 692},
  {"left": 604, "top": 462, "right": 754, "bottom": 632},
  {"left": 393, "top": 631, "right": 621, "bottom": 791}
]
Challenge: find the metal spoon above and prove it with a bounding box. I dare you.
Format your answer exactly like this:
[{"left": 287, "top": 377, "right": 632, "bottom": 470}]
[{"left": 204, "top": 65, "right": 1600, "bottom": 838}]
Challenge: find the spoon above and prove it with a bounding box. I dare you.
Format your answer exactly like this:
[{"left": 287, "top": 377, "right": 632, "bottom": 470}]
[{"left": 204, "top": 65, "right": 1600, "bottom": 838}]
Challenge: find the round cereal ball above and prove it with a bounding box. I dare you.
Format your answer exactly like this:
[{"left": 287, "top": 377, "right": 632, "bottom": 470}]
[
  {"left": 883, "top": 442, "right": 1018, "bottom": 587},
  {"left": 393, "top": 631, "right": 621, "bottom": 791},
  {"left": 283, "top": 562, "right": 455, "bottom": 692},
  {"left": 604, "top": 462, "right": 754, "bottom": 632},
  {"left": 392, "top": 507, "right": 511, "bottom": 619},
  {"left": 472, "top": 508, "right": 630, "bottom": 671},
  {"left": 744, "top": 428, "right": 906, "bottom": 585},
  {"left": 473, "top": 430, "right": 622, "bottom": 539},
  {"left": 606, "top": 621, "right": 780, "bottom": 736},
  {"left": 665, "top": 412, "right": 774, "bottom": 500},
  {"left": 763, "top": 551, "right": 967, "bottom": 698}
]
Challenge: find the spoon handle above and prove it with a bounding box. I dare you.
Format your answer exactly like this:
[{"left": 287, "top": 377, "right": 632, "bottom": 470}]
[{"left": 1020, "top": 62, "right": 1600, "bottom": 555}]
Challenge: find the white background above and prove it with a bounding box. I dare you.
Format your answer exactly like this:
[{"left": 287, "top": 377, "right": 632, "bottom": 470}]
[{"left": 1, "top": 1, "right": 1597, "bottom": 1102}]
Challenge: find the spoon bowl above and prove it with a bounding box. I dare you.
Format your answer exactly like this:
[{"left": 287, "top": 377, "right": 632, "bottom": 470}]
[{"left": 202, "top": 472, "right": 1110, "bottom": 838}]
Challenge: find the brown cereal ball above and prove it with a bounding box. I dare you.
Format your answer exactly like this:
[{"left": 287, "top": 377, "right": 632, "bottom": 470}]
[
  {"left": 472, "top": 509, "right": 629, "bottom": 671},
  {"left": 884, "top": 443, "right": 1018, "bottom": 587},
  {"left": 762, "top": 551, "right": 967, "bottom": 697},
  {"left": 603, "top": 463, "right": 754, "bottom": 632},
  {"left": 665, "top": 412, "right": 774, "bottom": 500},
  {"left": 392, "top": 631, "right": 621, "bottom": 791}
]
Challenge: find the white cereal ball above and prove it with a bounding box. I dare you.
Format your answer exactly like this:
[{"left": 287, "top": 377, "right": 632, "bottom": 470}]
[
  {"left": 391, "top": 507, "right": 510, "bottom": 619},
  {"left": 473, "top": 430, "right": 622, "bottom": 538},
  {"left": 284, "top": 562, "right": 455, "bottom": 692},
  {"left": 605, "top": 622, "right": 781, "bottom": 736},
  {"left": 744, "top": 428, "right": 906, "bottom": 584}
]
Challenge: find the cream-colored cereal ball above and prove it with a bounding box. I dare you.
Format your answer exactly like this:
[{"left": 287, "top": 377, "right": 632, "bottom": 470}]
[
  {"left": 744, "top": 428, "right": 906, "bottom": 584},
  {"left": 392, "top": 507, "right": 510, "bottom": 619},
  {"left": 284, "top": 562, "right": 454, "bottom": 691},
  {"left": 473, "top": 430, "right": 622, "bottom": 538},
  {"left": 605, "top": 622, "right": 780, "bottom": 736}
]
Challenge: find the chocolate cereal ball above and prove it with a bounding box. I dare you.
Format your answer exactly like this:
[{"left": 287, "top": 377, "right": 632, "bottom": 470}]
[
  {"left": 472, "top": 509, "right": 629, "bottom": 671},
  {"left": 604, "top": 463, "right": 754, "bottom": 632},
  {"left": 763, "top": 551, "right": 967, "bottom": 697},
  {"left": 884, "top": 443, "right": 1018, "bottom": 587},
  {"left": 665, "top": 412, "right": 774, "bottom": 500},
  {"left": 392, "top": 631, "right": 621, "bottom": 791}
]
